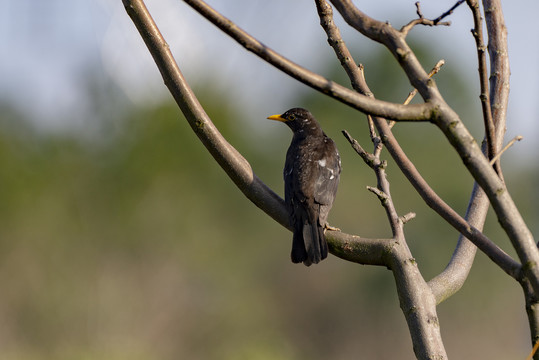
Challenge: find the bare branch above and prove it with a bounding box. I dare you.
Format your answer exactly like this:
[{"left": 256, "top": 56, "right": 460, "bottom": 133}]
[
  {"left": 415, "top": 2, "right": 424, "bottom": 19},
  {"left": 123, "top": 0, "right": 538, "bottom": 356},
  {"left": 482, "top": 0, "right": 510, "bottom": 180},
  {"left": 122, "top": 0, "right": 287, "bottom": 226},
  {"left": 375, "top": 118, "right": 520, "bottom": 278},
  {"left": 428, "top": 183, "right": 484, "bottom": 303},
  {"left": 342, "top": 129, "right": 375, "bottom": 168},
  {"left": 331, "top": 0, "right": 539, "bottom": 293},
  {"left": 315, "top": 0, "right": 366, "bottom": 94},
  {"left": 318, "top": 0, "right": 518, "bottom": 279},
  {"left": 404, "top": 60, "right": 445, "bottom": 105},
  {"left": 483, "top": 0, "right": 510, "bottom": 132},
  {"left": 180, "top": 0, "right": 434, "bottom": 122},
  {"left": 389, "top": 59, "right": 445, "bottom": 129},
  {"left": 367, "top": 185, "right": 389, "bottom": 201},
  {"left": 327, "top": 232, "right": 394, "bottom": 266},
  {"left": 343, "top": 127, "right": 401, "bottom": 237},
  {"left": 329, "top": 0, "right": 455, "bottom": 102},
  {"left": 428, "top": 0, "right": 515, "bottom": 303},
  {"left": 481, "top": 0, "right": 539, "bottom": 352},
  {"left": 466, "top": 0, "right": 497, "bottom": 166},
  {"left": 432, "top": 0, "right": 466, "bottom": 24},
  {"left": 400, "top": 1, "right": 456, "bottom": 39},
  {"left": 490, "top": 135, "right": 523, "bottom": 165},
  {"left": 400, "top": 212, "right": 416, "bottom": 224},
  {"left": 344, "top": 121, "right": 446, "bottom": 358},
  {"left": 122, "top": 0, "right": 398, "bottom": 268},
  {"left": 386, "top": 243, "right": 447, "bottom": 360}
]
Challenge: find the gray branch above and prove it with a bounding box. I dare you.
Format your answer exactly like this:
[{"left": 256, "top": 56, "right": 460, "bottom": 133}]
[
  {"left": 329, "top": 0, "right": 539, "bottom": 295},
  {"left": 181, "top": 0, "right": 436, "bottom": 122},
  {"left": 121, "top": 0, "right": 393, "bottom": 268},
  {"left": 122, "top": 0, "right": 537, "bottom": 357}
]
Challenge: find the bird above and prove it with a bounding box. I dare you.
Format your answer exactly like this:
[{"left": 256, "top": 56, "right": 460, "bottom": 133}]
[{"left": 267, "top": 108, "right": 341, "bottom": 266}]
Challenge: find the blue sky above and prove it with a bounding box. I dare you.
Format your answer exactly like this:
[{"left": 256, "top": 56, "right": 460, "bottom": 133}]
[{"left": 1, "top": 0, "right": 537, "bottom": 158}]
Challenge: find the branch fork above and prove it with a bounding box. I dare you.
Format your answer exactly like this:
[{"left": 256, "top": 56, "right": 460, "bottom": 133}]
[{"left": 122, "top": 0, "right": 538, "bottom": 357}]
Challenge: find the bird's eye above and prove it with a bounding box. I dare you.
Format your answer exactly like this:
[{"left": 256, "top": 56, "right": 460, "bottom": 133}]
[{"left": 288, "top": 114, "right": 296, "bottom": 121}]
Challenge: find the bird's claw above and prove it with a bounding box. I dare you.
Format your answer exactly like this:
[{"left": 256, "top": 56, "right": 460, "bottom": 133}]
[{"left": 324, "top": 224, "right": 341, "bottom": 232}]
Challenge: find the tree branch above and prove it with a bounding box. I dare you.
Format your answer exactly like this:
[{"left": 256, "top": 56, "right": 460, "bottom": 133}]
[
  {"left": 490, "top": 135, "right": 523, "bottom": 165},
  {"left": 330, "top": 0, "right": 539, "bottom": 294},
  {"left": 180, "top": 0, "right": 496, "bottom": 278},
  {"left": 431, "top": 0, "right": 466, "bottom": 24},
  {"left": 466, "top": 0, "right": 497, "bottom": 167},
  {"left": 375, "top": 118, "right": 519, "bottom": 277},
  {"left": 122, "top": 0, "right": 396, "bottom": 268},
  {"left": 482, "top": 0, "right": 510, "bottom": 184},
  {"left": 428, "top": 183, "right": 484, "bottom": 303},
  {"left": 314, "top": 0, "right": 367, "bottom": 94},
  {"left": 122, "top": 0, "right": 286, "bottom": 227},
  {"left": 316, "top": 0, "right": 518, "bottom": 280},
  {"left": 122, "top": 0, "right": 539, "bottom": 357},
  {"left": 319, "top": 3, "right": 447, "bottom": 355},
  {"left": 179, "top": 0, "right": 518, "bottom": 282},
  {"left": 400, "top": 1, "right": 459, "bottom": 37},
  {"left": 180, "top": 0, "right": 530, "bottom": 287},
  {"left": 387, "top": 243, "right": 447, "bottom": 360},
  {"left": 481, "top": 0, "right": 539, "bottom": 353},
  {"left": 181, "top": 0, "right": 436, "bottom": 122},
  {"left": 482, "top": 0, "right": 510, "bottom": 132},
  {"left": 343, "top": 121, "right": 447, "bottom": 360}
]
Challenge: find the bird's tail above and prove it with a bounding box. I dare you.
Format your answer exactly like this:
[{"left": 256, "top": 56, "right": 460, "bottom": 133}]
[{"left": 291, "top": 219, "right": 328, "bottom": 266}]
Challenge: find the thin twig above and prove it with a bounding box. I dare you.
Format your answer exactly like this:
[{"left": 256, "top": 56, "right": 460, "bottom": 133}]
[
  {"left": 389, "top": 59, "right": 445, "bottom": 129},
  {"left": 401, "top": 0, "right": 465, "bottom": 36},
  {"left": 404, "top": 60, "right": 445, "bottom": 105},
  {"left": 489, "top": 135, "right": 523, "bottom": 165},
  {"left": 342, "top": 129, "right": 376, "bottom": 168},
  {"left": 400, "top": 212, "right": 417, "bottom": 224},
  {"left": 344, "top": 125, "right": 401, "bottom": 237},
  {"left": 433, "top": 0, "right": 466, "bottom": 24},
  {"left": 367, "top": 186, "right": 388, "bottom": 201},
  {"left": 415, "top": 2, "right": 424, "bottom": 19}
]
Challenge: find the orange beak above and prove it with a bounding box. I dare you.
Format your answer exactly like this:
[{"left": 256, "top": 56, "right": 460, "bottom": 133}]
[{"left": 267, "top": 114, "right": 287, "bottom": 122}]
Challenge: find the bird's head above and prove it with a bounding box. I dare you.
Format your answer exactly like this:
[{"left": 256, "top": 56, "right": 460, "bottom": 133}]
[{"left": 267, "top": 108, "right": 322, "bottom": 135}]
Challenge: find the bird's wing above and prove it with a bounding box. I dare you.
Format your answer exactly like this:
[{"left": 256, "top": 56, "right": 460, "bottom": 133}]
[{"left": 313, "top": 138, "right": 341, "bottom": 206}]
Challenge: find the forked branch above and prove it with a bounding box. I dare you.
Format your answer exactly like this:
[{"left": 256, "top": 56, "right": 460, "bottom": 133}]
[
  {"left": 122, "top": 0, "right": 394, "bottom": 268},
  {"left": 315, "top": 0, "right": 518, "bottom": 280},
  {"left": 181, "top": 0, "right": 436, "bottom": 122},
  {"left": 329, "top": 0, "right": 539, "bottom": 294}
]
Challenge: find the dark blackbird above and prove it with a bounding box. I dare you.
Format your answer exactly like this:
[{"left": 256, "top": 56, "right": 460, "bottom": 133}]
[{"left": 267, "top": 108, "right": 341, "bottom": 266}]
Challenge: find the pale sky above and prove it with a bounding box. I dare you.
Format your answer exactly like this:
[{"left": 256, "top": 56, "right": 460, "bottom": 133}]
[{"left": 1, "top": 0, "right": 537, "bottom": 158}]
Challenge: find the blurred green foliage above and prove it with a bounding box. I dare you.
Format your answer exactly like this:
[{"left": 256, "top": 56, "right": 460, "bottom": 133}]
[{"left": 0, "top": 47, "right": 536, "bottom": 360}]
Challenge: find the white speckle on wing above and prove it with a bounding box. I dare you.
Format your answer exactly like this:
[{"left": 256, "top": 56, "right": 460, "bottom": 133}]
[
  {"left": 329, "top": 168, "right": 335, "bottom": 179},
  {"left": 318, "top": 158, "right": 326, "bottom": 167}
]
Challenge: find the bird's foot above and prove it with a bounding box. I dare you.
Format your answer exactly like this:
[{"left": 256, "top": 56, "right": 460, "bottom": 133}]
[{"left": 324, "top": 224, "right": 341, "bottom": 233}]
